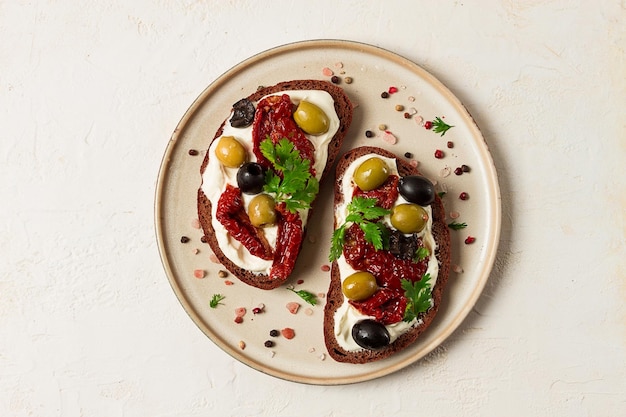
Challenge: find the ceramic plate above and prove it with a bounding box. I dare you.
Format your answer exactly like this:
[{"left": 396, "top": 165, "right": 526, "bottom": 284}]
[{"left": 155, "top": 40, "right": 501, "bottom": 385}]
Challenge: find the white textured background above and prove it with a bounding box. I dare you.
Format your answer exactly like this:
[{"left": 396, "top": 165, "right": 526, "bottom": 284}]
[{"left": 1, "top": 1, "right": 625, "bottom": 416}]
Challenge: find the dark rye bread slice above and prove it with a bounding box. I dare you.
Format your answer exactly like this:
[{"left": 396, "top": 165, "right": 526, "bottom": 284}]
[
  {"left": 324, "top": 146, "right": 451, "bottom": 363},
  {"left": 198, "top": 80, "right": 353, "bottom": 290}
]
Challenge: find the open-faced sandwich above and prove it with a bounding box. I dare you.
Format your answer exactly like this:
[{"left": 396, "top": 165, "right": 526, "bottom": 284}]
[
  {"left": 198, "top": 80, "right": 353, "bottom": 290},
  {"left": 324, "top": 146, "right": 451, "bottom": 363}
]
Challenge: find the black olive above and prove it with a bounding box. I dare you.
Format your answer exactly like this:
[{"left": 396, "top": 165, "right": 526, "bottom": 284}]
[
  {"left": 236, "top": 162, "right": 266, "bottom": 195},
  {"left": 388, "top": 229, "right": 419, "bottom": 260},
  {"left": 398, "top": 175, "right": 435, "bottom": 206},
  {"left": 352, "top": 319, "right": 390, "bottom": 350},
  {"left": 229, "top": 98, "right": 255, "bottom": 128}
]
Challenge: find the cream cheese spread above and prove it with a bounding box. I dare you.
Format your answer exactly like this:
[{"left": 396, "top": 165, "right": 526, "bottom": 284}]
[
  {"left": 333, "top": 154, "right": 440, "bottom": 351},
  {"left": 201, "top": 90, "right": 340, "bottom": 274}
]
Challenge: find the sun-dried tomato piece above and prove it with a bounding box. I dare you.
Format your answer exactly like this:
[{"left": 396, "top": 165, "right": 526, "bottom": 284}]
[
  {"left": 349, "top": 287, "right": 407, "bottom": 325},
  {"left": 352, "top": 175, "right": 399, "bottom": 209},
  {"left": 215, "top": 184, "right": 273, "bottom": 260},
  {"left": 342, "top": 223, "right": 428, "bottom": 324},
  {"left": 252, "top": 94, "right": 316, "bottom": 176},
  {"left": 269, "top": 203, "right": 303, "bottom": 280}
]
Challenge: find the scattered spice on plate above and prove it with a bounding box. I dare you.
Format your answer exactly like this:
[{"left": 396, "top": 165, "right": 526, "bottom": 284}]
[
  {"left": 382, "top": 131, "right": 397, "bottom": 145},
  {"left": 281, "top": 328, "right": 295, "bottom": 339},
  {"left": 286, "top": 302, "right": 300, "bottom": 314}
]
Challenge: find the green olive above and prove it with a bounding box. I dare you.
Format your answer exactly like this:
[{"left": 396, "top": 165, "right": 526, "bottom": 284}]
[
  {"left": 293, "top": 100, "right": 330, "bottom": 135},
  {"left": 215, "top": 136, "right": 247, "bottom": 168},
  {"left": 353, "top": 157, "right": 390, "bottom": 191},
  {"left": 390, "top": 204, "right": 429, "bottom": 234},
  {"left": 248, "top": 194, "right": 277, "bottom": 228},
  {"left": 342, "top": 271, "right": 378, "bottom": 301}
]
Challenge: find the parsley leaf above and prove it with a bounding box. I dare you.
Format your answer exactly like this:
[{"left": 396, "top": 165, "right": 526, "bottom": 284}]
[
  {"left": 328, "top": 196, "right": 391, "bottom": 262},
  {"left": 287, "top": 286, "right": 317, "bottom": 306},
  {"left": 401, "top": 274, "right": 433, "bottom": 322},
  {"left": 448, "top": 221, "right": 468, "bottom": 230},
  {"left": 260, "top": 137, "right": 319, "bottom": 213},
  {"left": 414, "top": 247, "right": 430, "bottom": 262},
  {"left": 209, "top": 294, "right": 225, "bottom": 308},
  {"left": 432, "top": 116, "right": 454, "bottom": 136},
  {"left": 329, "top": 224, "right": 347, "bottom": 263}
]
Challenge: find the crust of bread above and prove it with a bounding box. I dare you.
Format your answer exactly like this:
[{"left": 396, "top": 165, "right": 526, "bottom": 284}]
[
  {"left": 197, "top": 80, "right": 353, "bottom": 290},
  {"left": 323, "top": 146, "right": 451, "bottom": 363}
]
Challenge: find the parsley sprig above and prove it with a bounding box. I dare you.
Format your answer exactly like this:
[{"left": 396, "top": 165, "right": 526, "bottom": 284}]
[
  {"left": 401, "top": 274, "right": 433, "bottom": 322},
  {"left": 328, "top": 197, "right": 391, "bottom": 262},
  {"left": 287, "top": 286, "right": 317, "bottom": 306},
  {"left": 432, "top": 116, "right": 454, "bottom": 136},
  {"left": 448, "top": 221, "right": 467, "bottom": 230},
  {"left": 260, "top": 138, "right": 319, "bottom": 213},
  {"left": 209, "top": 294, "right": 225, "bottom": 308}
]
